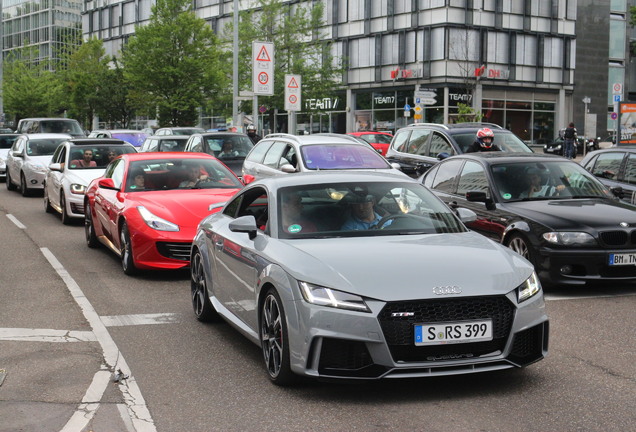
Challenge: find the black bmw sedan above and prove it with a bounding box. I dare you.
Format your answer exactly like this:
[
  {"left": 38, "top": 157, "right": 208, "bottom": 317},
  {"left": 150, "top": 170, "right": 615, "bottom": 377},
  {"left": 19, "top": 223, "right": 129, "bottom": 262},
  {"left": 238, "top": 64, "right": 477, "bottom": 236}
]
[{"left": 421, "top": 152, "right": 636, "bottom": 287}]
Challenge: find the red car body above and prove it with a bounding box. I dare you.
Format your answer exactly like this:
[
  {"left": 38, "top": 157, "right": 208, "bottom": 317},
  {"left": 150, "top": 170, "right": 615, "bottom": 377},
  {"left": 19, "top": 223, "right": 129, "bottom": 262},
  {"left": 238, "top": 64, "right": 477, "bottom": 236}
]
[
  {"left": 84, "top": 152, "right": 242, "bottom": 274},
  {"left": 347, "top": 132, "right": 393, "bottom": 156}
]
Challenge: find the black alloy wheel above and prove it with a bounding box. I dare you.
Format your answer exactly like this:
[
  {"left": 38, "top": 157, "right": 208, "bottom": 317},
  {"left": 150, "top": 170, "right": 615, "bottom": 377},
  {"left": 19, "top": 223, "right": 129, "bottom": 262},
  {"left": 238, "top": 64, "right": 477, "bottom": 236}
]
[
  {"left": 44, "top": 186, "right": 53, "bottom": 213},
  {"left": 120, "top": 221, "right": 137, "bottom": 275},
  {"left": 84, "top": 203, "right": 99, "bottom": 248},
  {"left": 190, "top": 250, "right": 219, "bottom": 322},
  {"left": 507, "top": 233, "right": 537, "bottom": 267},
  {"left": 60, "top": 192, "right": 71, "bottom": 225},
  {"left": 260, "top": 289, "right": 295, "bottom": 386}
]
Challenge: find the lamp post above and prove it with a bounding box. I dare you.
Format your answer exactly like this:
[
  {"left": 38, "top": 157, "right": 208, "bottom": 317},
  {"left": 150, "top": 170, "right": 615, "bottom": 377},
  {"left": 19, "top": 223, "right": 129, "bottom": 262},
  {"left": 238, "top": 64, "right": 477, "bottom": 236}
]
[{"left": 232, "top": 0, "right": 238, "bottom": 130}]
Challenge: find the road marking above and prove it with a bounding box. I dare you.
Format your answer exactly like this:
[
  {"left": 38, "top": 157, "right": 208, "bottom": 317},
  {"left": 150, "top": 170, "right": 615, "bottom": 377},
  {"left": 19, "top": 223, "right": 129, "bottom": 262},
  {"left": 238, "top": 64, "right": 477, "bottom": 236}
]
[
  {"left": 6, "top": 214, "right": 26, "bottom": 229},
  {"left": 60, "top": 368, "right": 111, "bottom": 432},
  {"left": 40, "top": 248, "right": 157, "bottom": 432},
  {"left": 0, "top": 328, "right": 97, "bottom": 342},
  {"left": 101, "top": 313, "right": 179, "bottom": 327}
]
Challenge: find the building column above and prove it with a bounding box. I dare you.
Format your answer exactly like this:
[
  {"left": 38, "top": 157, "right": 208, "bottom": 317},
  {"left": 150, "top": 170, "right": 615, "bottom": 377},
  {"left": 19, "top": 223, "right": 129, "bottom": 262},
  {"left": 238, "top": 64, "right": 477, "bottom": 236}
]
[{"left": 346, "top": 88, "right": 354, "bottom": 132}]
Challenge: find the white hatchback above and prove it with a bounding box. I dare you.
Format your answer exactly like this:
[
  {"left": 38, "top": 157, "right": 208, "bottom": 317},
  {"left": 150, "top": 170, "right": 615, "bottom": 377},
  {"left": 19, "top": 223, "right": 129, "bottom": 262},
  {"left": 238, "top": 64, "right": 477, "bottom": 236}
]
[{"left": 43, "top": 138, "right": 137, "bottom": 224}]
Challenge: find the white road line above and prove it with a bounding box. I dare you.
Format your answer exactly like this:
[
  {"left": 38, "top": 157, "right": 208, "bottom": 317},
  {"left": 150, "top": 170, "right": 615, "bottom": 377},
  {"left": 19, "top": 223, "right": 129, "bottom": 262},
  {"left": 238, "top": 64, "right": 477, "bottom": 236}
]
[
  {"left": 0, "top": 328, "right": 97, "bottom": 342},
  {"left": 40, "top": 248, "right": 157, "bottom": 432},
  {"left": 101, "top": 313, "right": 179, "bottom": 327},
  {"left": 6, "top": 214, "right": 26, "bottom": 229},
  {"left": 60, "top": 368, "right": 111, "bottom": 432}
]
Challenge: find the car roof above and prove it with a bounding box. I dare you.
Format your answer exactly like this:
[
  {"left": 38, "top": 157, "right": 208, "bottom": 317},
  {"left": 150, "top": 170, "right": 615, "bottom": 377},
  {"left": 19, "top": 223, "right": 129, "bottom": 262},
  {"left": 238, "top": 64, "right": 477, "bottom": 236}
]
[
  {"left": 19, "top": 117, "right": 78, "bottom": 121},
  {"left": 21, "top": 133, "right": 73, "bottom": 139},
  {"left": 92, "top": 129, "right": 146, "bottom": 134},
  {"left": 195, "top": 132, "right": 250, "bottom": 137},
  {"left": 122, "top": 152, "right": 219, "bottom": 161},
  {"left": 262, "top": 133, "right": 373, "bottom": 146},
  {"left": 249, "top": 170, "right": 418, "bottom": 189},
  {"left": 147, "top": 135, "right": 189, "bottom": 140},
  {"left": 67, "top": 138, "right": 132, "bottom": 146},
  {"left": 448, "top": 152, "right": 568, "bottom": 165}
]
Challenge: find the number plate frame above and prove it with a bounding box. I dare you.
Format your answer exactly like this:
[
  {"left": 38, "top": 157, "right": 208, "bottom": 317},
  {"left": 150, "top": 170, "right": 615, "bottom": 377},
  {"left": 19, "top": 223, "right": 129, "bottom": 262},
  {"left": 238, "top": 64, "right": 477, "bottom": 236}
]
[
  {"left": 608, "top": 253, "right": 636, "bottom": 266},
  {"left": 414, "top": 320, "right": 493, "bottom": 346}
]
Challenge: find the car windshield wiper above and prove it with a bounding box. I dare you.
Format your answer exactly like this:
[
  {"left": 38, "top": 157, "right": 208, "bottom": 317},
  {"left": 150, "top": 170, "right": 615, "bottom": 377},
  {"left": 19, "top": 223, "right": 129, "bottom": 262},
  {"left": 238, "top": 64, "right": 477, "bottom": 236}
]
[{"left": 568, "top": 195, "right": 605, "bottom": 199}]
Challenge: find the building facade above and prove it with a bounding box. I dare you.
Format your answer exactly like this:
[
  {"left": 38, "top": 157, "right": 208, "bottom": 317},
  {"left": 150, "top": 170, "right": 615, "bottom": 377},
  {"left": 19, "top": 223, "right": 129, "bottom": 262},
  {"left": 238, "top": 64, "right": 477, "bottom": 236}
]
[{"left": 79, "top": 0, "right": 616, "bottom": 144}]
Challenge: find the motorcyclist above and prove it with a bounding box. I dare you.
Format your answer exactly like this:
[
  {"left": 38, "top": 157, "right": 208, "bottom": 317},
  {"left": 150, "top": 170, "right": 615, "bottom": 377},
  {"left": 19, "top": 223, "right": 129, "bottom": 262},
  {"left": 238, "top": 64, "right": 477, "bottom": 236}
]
[
  {"left": 466, "top": 128, "right": 500, "bottom": 152},
  {"left": 246, "top": 124, "right": 262, "bottom": 144}
]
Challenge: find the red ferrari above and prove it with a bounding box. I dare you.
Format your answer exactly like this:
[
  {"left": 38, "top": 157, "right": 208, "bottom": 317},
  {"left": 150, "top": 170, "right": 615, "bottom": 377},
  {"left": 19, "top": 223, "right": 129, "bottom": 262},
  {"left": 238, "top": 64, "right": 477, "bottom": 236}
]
[
  {"left": 347, "top": 132, "right": 393, "bottom": 156},
  {"left": 84, "top": 152, "right": 243, "bottom": 275}
]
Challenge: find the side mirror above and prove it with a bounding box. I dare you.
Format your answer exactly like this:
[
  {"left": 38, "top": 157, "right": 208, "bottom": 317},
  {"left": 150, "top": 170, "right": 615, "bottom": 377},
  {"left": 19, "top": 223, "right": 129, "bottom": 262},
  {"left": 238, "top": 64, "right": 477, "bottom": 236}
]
[
  {"left": 12, "top": 150, "right": 23, "bottom": 157},
  {"left": 437, "top": 152, "right": 450, "bottom": 160},
  {"left": 280, "top": 163, "right": 297, "bottom": 173},
  {"left": 455, "top": 207, "right": 477, "bottom": 223},
  {"left": 390, "top": 162, "right": 402, "bottom": 171},
  {"left": 242, "top": 174, "right": 256, "bottom": 185},
  {"left": 229, "top": 215, "right": 258, "bottom": 240},
  {"left": 98, "top": 178, "right": 118, "bottom": 190},
  {"left": 465, "top": 191, "right": 496, "bottom": 210},
  {"left": 49, "top": 162, "right": 62, "bottom": 172},
  {"left": 610, "top": 186, "right": 624, "bottom": 199}
]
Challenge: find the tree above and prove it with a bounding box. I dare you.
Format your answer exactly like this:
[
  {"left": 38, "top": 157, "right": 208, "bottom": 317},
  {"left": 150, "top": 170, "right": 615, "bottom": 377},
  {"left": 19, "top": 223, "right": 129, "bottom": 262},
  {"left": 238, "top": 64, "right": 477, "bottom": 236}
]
[
  {"left": 95, "top": 59, "right": 138, "bottom": 128},
  {"left": 121, "top": 0, "right": 227, "bottom": 126},
  {"left": 228, "top": 0, "right": 345, "bottom": 123}
]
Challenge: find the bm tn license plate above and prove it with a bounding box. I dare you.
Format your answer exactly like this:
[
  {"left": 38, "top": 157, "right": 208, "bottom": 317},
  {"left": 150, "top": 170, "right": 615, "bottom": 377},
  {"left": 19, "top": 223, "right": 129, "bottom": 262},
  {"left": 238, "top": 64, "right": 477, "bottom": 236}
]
[
  {"left": 414, "top": 320, "right": 493, "bottom": 346},
  {"left": 608, "top": 253, "right": 636, "bottom": 266}
]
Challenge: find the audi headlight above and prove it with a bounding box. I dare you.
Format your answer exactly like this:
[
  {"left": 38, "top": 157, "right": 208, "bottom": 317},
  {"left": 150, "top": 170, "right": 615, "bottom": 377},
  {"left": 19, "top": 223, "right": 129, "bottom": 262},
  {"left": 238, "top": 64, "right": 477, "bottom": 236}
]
[
  {"left": 543, "top": 232, "right": 597, "bottom": 246},
  {"left": 518, "top": 272, "right": 541, "bottom": 303},
  {"left": 70, "top": 183, "right": 86, "bottom": 195},
  {"left": 299, "top": 282, "right": 371, "bottom": 312},
  {"left": 137, "top": 206, "right": 179, "bottom": 231}
]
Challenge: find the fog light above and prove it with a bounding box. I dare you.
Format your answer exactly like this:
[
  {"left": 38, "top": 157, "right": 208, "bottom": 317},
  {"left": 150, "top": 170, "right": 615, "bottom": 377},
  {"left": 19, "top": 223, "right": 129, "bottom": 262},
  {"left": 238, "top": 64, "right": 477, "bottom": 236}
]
[
  {"left": 30, "top": 179, "right": 38, "bottom": 185},
  {"left": 560, "top": 265, "right": 573, "bottom": 275}
]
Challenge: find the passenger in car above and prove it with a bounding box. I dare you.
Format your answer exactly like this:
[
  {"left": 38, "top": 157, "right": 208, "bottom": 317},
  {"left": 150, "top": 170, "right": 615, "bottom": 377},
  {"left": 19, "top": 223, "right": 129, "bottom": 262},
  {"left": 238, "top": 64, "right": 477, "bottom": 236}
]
[
  {"left": 71, "top": 149, "right": 97, "bottom": 167},
  {"left": 280, "top": 192, "right": 317, "bottom": 234}
]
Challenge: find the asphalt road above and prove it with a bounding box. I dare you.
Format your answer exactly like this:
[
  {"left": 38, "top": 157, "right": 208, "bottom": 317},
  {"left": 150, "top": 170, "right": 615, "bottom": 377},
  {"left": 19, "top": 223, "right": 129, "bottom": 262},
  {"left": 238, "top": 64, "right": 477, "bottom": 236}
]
[{"left": 0, "top": 179, "right": 635, "bottom": 432}]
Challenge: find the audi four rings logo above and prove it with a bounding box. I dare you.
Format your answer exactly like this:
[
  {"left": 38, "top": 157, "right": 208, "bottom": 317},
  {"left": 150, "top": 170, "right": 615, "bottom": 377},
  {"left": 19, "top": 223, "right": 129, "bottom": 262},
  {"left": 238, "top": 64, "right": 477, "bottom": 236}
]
[{"left": 433, "top": 286, "right": 462, "bottom": 295}]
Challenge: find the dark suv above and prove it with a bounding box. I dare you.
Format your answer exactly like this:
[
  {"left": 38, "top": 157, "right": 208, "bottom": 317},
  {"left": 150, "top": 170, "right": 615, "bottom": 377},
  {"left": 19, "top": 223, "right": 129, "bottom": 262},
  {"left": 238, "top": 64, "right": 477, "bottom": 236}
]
[{"left": 385, "top": 122, "right": 533, "bottom": 177}]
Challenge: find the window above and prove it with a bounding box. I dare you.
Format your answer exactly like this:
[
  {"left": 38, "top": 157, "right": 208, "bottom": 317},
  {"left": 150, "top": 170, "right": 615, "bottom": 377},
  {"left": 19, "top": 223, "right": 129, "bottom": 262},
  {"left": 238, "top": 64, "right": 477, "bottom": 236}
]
[
  {"left": 457, "top": 161, "right": 489, "bottom": 196},
  {"left": 428, "top": 132, "right": 454, "bottom": 158},
  {"left": 407, "top": 129, "right": 431, "bottom": 155},
  {"left": 245, "top": 140, "right": 273, "bottom": 164},
  {"left": 350, "top": 38, "right": 374, "bottom": 68},
  {"left": 262, "top": 142, "right": 288, "bottom": 168},
  {"left": 516, "top": 35, "right": 537, "bottom": 66},
  {"left": 625, "top": 154, "right": 636, "bottom": 185},
  {"left": 449, "top": 28, "right": 479, "bottom": 62},
  {"left": 391, "top": 131, "right": 410, "bottom": 153},
  {"left": 430, "top": 159, "right": 463, "bottom": 194},
  {"left": 591, "top": 152, "right": 625, "bottom": 180},
  {"left": 487, "top": 32, "right": 509, "bottom": 64}
]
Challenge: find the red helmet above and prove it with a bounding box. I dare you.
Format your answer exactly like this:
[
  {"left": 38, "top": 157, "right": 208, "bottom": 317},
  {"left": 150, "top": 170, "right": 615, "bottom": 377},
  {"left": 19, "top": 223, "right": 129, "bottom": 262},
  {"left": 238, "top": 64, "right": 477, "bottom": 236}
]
[{"left": 476, "top": 128, "right": 495, "bottom": 147}]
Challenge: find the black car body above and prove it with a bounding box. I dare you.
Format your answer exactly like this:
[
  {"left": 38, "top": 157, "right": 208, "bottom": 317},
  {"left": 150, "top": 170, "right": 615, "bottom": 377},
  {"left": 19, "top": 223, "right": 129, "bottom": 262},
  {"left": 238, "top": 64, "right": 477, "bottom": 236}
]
[
  {"left": 385, "top": 122, "right": 533, "bottom": 178},
  {"left": 580, "top": 147, "right": 636, "bottom": 205},
  {"left": 543, "top": 136, "right": 597, "bottom": 157},
  {"left": 421, "top": 152, "right": 636, "bottom": 287}
]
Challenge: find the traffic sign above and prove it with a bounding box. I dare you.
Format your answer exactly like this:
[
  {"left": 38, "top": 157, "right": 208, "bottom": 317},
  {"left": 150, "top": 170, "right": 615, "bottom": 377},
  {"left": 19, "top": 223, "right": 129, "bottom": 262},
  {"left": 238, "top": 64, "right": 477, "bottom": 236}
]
[
  {"left": 414, "top": 106, "right": 422, "bottom": 113},
  {"left": 284, "top": 74, "right": 301, "bottom": 111},
  {"left": 253, "top": 41, "right": 274, "bottom": 95},
  {"left": 415, "top": 90, "right": 437, "bottom": 99},
  {"left": 420, "top": 98, "right": 437, "bottom": 105},
  {"left": 614, "top": 95, "right": 622, "bottom": 103},
  {"left": 404, "top": 104, "right": 411, "bottom": 111},
  {"left": 613, "top": 83, "right": 623, "bottom": 95},
  {"left": 611, "top": 112, "right": 618, "bottom": 120}
]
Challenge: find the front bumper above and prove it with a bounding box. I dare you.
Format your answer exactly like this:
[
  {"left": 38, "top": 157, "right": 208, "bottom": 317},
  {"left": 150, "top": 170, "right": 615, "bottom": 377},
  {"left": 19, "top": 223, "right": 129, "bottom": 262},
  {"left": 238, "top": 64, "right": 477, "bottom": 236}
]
[
  {"left": 287, "top": 291, "right": 549, "bottom": 380},
  {"left": 536, "top": 246, "right": 636, "bottom": 286},
  {"left": 128, "top": 221, "right": 195, "bottom": 270}
]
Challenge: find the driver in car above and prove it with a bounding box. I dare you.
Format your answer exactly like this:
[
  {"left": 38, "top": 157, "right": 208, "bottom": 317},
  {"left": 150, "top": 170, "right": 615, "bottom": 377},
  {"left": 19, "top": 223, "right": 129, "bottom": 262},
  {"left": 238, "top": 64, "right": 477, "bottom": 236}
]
[
  {"left": 341, "top": 192, "right": 384, "bottom": 230},
  {"left": 179, "top": 164, "right": 209, "bottom": 188}
]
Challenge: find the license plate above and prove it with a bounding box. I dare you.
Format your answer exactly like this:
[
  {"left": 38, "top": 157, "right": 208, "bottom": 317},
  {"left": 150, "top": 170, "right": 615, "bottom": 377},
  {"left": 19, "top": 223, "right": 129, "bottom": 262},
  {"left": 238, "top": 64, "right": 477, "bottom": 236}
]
[
  {"left": 414, "top": 320, "right": 493, "bottom": 346},
  {"left": 608, "top": 253, "right": 636, "bottom": 266}
]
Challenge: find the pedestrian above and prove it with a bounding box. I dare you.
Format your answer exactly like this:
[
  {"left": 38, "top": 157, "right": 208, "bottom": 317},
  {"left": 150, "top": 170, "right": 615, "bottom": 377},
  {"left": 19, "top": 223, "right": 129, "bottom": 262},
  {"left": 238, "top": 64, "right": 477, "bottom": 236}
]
[
  {"left": 246, "top": 125, "right": 262, "bottom": 144},
  {"left": 563, "top": 122, "right": 577, "bottom": 159}
]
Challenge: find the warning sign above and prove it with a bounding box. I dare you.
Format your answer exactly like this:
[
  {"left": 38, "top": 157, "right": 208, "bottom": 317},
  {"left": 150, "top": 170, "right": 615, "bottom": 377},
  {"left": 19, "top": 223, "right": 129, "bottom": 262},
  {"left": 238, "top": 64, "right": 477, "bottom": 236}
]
[
  {"left": 253, "top": 41, "right": 274, "bottom": 95},
  {"left": 284, "top": 74, "right": 301, "bottom": 111}
]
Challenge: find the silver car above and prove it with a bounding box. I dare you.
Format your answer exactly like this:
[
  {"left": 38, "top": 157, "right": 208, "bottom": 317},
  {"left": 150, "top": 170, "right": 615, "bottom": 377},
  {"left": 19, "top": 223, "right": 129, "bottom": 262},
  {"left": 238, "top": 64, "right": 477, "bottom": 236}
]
[
  {"left": 5, "top": 133, "right": 72, "bottom": 196},
  {"left": 190, "top": 171, "right": 549, "bottom": 385},
  {"left": 241, "top": 133, "right": 405, "bottom": 184}
]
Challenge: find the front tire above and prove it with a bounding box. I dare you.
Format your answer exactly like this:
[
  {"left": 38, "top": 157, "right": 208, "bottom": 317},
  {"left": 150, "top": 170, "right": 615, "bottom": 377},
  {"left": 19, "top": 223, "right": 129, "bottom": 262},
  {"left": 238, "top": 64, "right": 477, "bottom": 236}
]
[
  {"left": 507, "top": 233, "right": 537, "bottom": 267},
  {"left": 20, "top": 173, "right": 30, "bottom": 197},
  {"left": 190, "top": 250, "right": 219, "bottom": 322},
  {"left": 60, "top": 192, "right": 71, "bottom": 225},
  {"left": 44, "top": 186, "right": 53, "bottom": 213},
  {"left": 84, "top": 203, "right": 99, "bottom": 248},
  {"left": 6, "top": 169, "right": 16, "bottom": 191},
  {"left": 260, "top": 288, "right": 296, "bottom": 386},
  {"left": 120, "top": 221, "right": 137, "bottom": 275}
]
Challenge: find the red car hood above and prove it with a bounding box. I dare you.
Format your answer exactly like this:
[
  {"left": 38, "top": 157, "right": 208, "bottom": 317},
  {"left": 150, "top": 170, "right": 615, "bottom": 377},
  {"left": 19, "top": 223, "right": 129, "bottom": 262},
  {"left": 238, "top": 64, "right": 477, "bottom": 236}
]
[{"left": 130, "top": 189, "right": 238, "bottom": 229}]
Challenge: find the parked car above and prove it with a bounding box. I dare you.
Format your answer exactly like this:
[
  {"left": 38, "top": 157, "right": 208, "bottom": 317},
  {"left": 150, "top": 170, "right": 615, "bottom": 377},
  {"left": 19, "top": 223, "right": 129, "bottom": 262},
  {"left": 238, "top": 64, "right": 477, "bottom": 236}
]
[
  {"left": 154, "top": 127, "right": 205, "bottom": 136},
  {"left": 88, "top": 130, "right": 148, "bottom": 148},
  {"left": 15, "top": 118, "right": 85, "bottom": 138},
  {"left": 543, "top": 136, "right": 597, "bottom": 157},
  {"left": 579, "top": 147, "right": 636, "bottom": 204},
  {"left": 0, "top": 134, "right": 20, "bottom": 180},
  {"left": 183, "top": 132, "right": 254, "bottom": 177},
  {"left": 44, "top": 139, "right": 137, "bottom": 224},
  {"left": 347, "top": 131, "right": 393, "bottom": 155},
  {"left": 84, "top": 152, "right": 243, "bottom": 275},
  {"left": 139, "top": 135, "right": 189, "bottom": 152},
  {"left": 190, "top": 171, "right": 548, "bottom": 385},
  {"left": 385, "top": 122, "right": 533, "bottom": 178},
  {"left": 5, "top": 134, "right": 72, "bottom": 196},
  {"left": 421, "top": 152, "right": 635, "bottom": 287},
  {"left": 242, "top": 133, "right": 405, "bottom": 184}
]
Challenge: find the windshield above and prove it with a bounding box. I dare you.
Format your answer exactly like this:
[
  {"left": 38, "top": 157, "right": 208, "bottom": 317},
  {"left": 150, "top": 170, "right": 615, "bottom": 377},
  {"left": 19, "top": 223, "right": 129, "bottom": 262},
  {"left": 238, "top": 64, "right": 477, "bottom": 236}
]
[
  {"left": 125, "top": 158, "right": 242, "bottom": 192},
  {"left": 358, "top": 133, "right": 392, "bottom": 144},
  {"left": 204, "top": 135, "right": 254, "bottom": 159},
  {"left": 111, "top": 132, "right": 148, "bottom": 147},
  {"left": 301, "top": 144, "right": 391, "bottom": 170},
  {"left": 277, "top": 181, "right": 466, "bottom": 239},
  {"left": 69, "top": 145, "right": 137, "bottom": 169},
  {"left": 0, "top": 135, "right": 17, "bottom": 149},
  {"left": 490, "top": 160, "right": 612, "bottom": 202},
  {"left": 40, "top": 120, "right": 84, "bottom": 135},
  {"left": 453, "top": 132, "right": 533, "bottom": 153},
  {"left": 26, "top": 138, "right": 67, "bottom": 156}
]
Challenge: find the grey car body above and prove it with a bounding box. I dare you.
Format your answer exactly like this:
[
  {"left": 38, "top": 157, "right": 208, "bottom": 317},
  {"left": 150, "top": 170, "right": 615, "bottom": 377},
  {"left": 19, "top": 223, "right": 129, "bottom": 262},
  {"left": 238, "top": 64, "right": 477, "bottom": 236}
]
[
  {"left": 15, "top": 118, "right": 86, "bottom": 138},
  {"left": 5, "top": 133, "right": 72, "bottom": 196},
  {"left": 139, "top": 135, "right": 190, "bottom": 152},
  {"left": 579, "top": 147, "right": 636, "bottom": 204},
  {"left": 190, "top": 171, "right": 549, "bottom": 384},
  {"left": 0, "top": 134, "right": 20, "bottom": 179},
  {"left": 241, "top": 133, "right": 405, "bottom": 183}
]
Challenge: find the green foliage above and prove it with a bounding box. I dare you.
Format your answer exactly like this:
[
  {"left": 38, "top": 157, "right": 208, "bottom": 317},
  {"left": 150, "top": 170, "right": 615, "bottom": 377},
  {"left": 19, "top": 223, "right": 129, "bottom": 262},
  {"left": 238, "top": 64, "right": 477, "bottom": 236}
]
[
  {"left": 456, "top": 103, "right": 483, "bottom": 123},
  {"left": 226, "top": 0, "right": 344, "bottom": 114},
  {"left": 95, "top": 59, "right": 137, "bottom": 128},
  {"left": 122, "top": 0, "right": 227, "bottom": 126},
  {"left": 630, "top": 6, "right": 636, "bottom": 27}
]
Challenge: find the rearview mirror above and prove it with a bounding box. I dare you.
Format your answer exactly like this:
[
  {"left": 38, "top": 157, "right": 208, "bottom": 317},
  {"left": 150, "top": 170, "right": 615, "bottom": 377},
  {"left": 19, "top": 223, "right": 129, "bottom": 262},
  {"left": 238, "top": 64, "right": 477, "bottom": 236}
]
[
  {"left": 98, "top": 178, "right": 118, "bottom": 190},
  {"left": 466, "top": 191, "right": 496, "bottom": 210},
  {"left": 229, "top": 215, "right": 258, "bottom": 240},
  {"left": 280, "top": 163, "right": 297, "bottom": 173}
]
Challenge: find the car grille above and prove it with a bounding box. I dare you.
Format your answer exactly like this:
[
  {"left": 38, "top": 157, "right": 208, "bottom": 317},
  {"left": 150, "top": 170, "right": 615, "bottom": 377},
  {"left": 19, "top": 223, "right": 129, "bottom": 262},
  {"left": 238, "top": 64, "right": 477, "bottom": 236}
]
[
  {"left": 508, "top": 322, "right": 549, "bottom": 366},
  {"left": 317, "top": 338, "right": 385, "bottom": 378},
  {"left": 378, "top": 296, "right": 515, "bottom": 362},
  {"left": 599, "top": 230, "right": 630, "bottom": 246},
  {"left": 156, "top": 242, "right": 191, "bottom": 261},
  {"left": 70, "top": 202, "right": 84, "bottom": 214}
]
